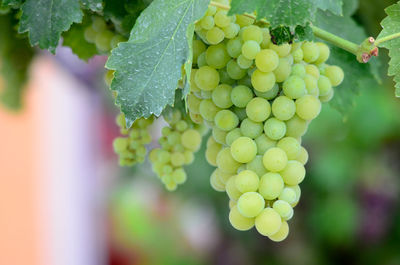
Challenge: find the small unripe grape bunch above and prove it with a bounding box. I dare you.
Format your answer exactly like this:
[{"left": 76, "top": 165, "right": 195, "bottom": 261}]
[
  {"left": 113, "top": 113, "right": 154, "bottom": 167},
  {"left": 84, "top": 16, "right": 127, "bottom": 53},
  {"left": 149, "top": 109, "right": 204, "bottom": 191},
  {"left": 186, "top": 3, "right": 345, "bottom": 241}
]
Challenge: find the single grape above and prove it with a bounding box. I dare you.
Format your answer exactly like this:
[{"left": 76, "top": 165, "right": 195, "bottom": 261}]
[
  {"left": 199, "top": 99, "right": 221, "bottom": 121},
  {"left": 268, "top": 220, "right": 289, "bottom": 242},
  {"left": 296, "top": 146, "right": 309, "bottom": 165},
  {"left": 206, "top": 142, "right": 222, "bottom": 166},
  {"left": 258, "top": 172, "right": 284, "bottom": 200},
  {"left": 254, "top": 84, "right": 279, "bottom": 100},
  {"left": 273, "top": 57, "right": 292, "bottom": 82},
  {"left": 295, "top": 95, "right": 321, "bottom": 120},
  {"left": 319, "top": 89, "right": 334, "bottom": 103},
  {"left": 231, "top": 137, "right": 257, "bottom": 163},
  {"left": 95, "top": 30, "right": 114, "bottom": 52},
  {"left": 278, "top": 187, "right": 297, "bottom": 205},
  {"left": 206, "top": 27, "right": 225, "bottom": 44},
  {"left": 251, "top": 69, "right": 276, "bottom": 92},
  {"left": 214, "top": 10, "right": 230, "bottom": 27},
  {"left": 92, "top": 17, "right": 107, "bottom": 32},
  {"left": 318, "top": 75, "right": 332, "bottom": 96},
  {"left": 206, "top": 43, "right": 230, "bottom": 69},
  {"left": 212, "top": 84, "right": 233, "bottom": 109},
  {"left": 231, "top": 85, "right": 253, "bottom": 107},
  {"left": 291, "top": 63, "right": 306, "bottom": 78},
  {"left": 212, "top": 126, "right": 228, "bottom": 145},
  {"left": 292, "top": 47, "right": 303, "bottom": 63},
  {"left": 301, "top": 41, "right": 320, "bottom": 63},
  {"left": 280, "top": 160, "right": 306, "bottom": 185},
  {"left": 187, "top": 93, "right": 202, "bottom": 114},
  {"left": 195, "top": 66, "right": 220, "bottom": 91},
  {"left": 255, "top": 49, "right": 279, "bottom": 72},
  {"left": 217, "top": 147, "right": 241, "bottom": 173},
  {"left": 227, "top": 59, "right": 247, "bottom": 79},
  {"left": 200, "top": 15, "right": 215, "bottom": 30},
  {"left": 255, "top": 134, "right": 276, "bottom": 155},
  {"left": 237, "top": 192, "right": 265, "bottom": 218},
  {"left": 223, "top": 23, "right": 240, "bottom": 39},
  {"left": 237, "top": 54, "right": 253, "bottom": 69},
  {"left": 283, "top": 75, "right": 306, "bottom": 99},
  {"left": 246, "top": 97, "right": 271, "bottom": 122},
  {"left": 273, "top": 200, "right": 294, "bottom": 220},
  {"left": 227, "top": 37, "right": 242, "bottom": 58},
  {"left": 235, "top": 170, "right": 260, "bottom": 193},
  {"left": 264, "top": 118, "right": 287, "bottom": 140},
  {"left": 262, "top": 147, "right": 288, "bottom": 172},
  {"left": 181, "top": 129, "right": 201, "bottom": 151},
  {"left": 304, "top": 74, "right": 319, "bottom": 96},
  {"left": 270, "top": 43, "right": 291, "bottom": 57},
  {"left": 285, "top": 115, "right": 308, "bottom": 138},
  {"left": 226, "top": 128, "right": 242, "bottom": 146},
  {"left": 277, "top": 137, "right": 301, "bottom": 160},
  {"left": 324, "top": 65, "right": 344, "bottom": 86},
  {"left": 171, "top": 152, "right": 185, "bottom": 166},
  {"left": 215, "top": 109, "right": 239, "bottom": 131},
  {"left": 246, "top": 155, "right": 268, "bottom": 177},
  {"left": 197, "top": 52, "right": 207, "bottom": 67},
  {"left": 229, "top": 205, "right": 255, "bottom": 231},
  {"left": 272, "top": 96, "right": 296, "bottom": 121},
  {"left": 226, "top": 175, "right": 242, "bottom": 201},
  {"left": 314, "top": 42, "right": 330, "bottom": 64},
  {"left": 84, "top": 26, "right": 97, "bottom": 43},
  {"left": 255, "top": 208, "right": 282, "bottom": 236},
  {"left": 210, "top": 168, "right": 226, "bottom": 191},
  {"left": 242, "top": 40, "right": 260, "bottom": 60},
  {"left": 172, "top": 168, "right": 187, "bottom": 184},
  {"left": 240, "top": 118, "right": 264, "bottom": 139},
  {"left": 241, "top": 25, "right": 263, "bottom": 43}
]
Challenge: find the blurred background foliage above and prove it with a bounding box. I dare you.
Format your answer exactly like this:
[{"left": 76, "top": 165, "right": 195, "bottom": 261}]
[{"left": 107, "top": 0, "right": 400, "bottom": 264}]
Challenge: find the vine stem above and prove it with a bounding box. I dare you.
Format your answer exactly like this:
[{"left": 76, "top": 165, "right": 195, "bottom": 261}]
[
  {"left": 310, "top": 26, "right": 359, "bottom": 55},
  {"left": 375, "top": 32, "right": 400, "bottom": 46}
]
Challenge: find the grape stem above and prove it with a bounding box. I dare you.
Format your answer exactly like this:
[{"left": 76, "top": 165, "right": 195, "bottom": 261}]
[{"left": 209, "top": 1, "right": 379, "bottom": 63}]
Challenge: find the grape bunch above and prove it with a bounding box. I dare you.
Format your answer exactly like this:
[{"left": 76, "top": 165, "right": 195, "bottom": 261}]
[
  {"left": 149, "top": 110, "right": 205, "bottom": 191},
  {"left": 187, "top": 2, "right": 344, "bottom": 241},
  {"left": 113, "top": 113, "right": 154, "bottom": 166},
  {"left": 84, "top": 16, "right": 126, "bottom": 53}
]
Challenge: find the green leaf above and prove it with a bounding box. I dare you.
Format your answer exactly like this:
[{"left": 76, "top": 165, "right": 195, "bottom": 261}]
[
  {"left": 342, "top": 0, "right": 358, "bottom": 16},
  {"left": 19, "top": 0, "right": 83, "bottom": 53},
  {"left": 315, "top": 10, "right": 378, "bottom": 113},
  {"left": 62, "top": 15, "right": 98, "bottom": 61},
  {"left": 270, "top": 26, "right": 293, "bottom": 45},
  {"left": 80, "top": 0, "right": 103, "bottom": 11},
  {"left": 0, "top": 14, "right": 34, "bottom": 110},
  {"left": 229, "top": 0, "right": 315, "bottom": 28},
  {"left": 314, "top": 0, "right": 343, "bottom": 15},
  {"left": 1, "top": 0, "right": 23, "bottom": 8},
  {"left": 377, "top": 2, "right": 400, "bottom": 97},
  {"left": 294, "top": 24, "right": 314, "bottom": 42},
  {"left": 106, "top": 0, "right": 209, "bottom": 127}
]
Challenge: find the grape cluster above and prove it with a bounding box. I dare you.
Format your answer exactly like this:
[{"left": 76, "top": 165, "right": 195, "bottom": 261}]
[
  {"left": 113, "top": 113, "right": 154, "bottom": 166},
  {"left": 149, "top": 110, "right": 205, "bottom": 191},
  {"left": 84, "top": 16, "right": 126, "bottom": 53},
  {"left": 189, "top": 2, "right": 344, "bottom": 241}
]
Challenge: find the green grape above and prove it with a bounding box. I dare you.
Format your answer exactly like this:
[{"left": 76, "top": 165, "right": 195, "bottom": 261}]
[
  {"left": 241, "top": 25, "right": 263, "bottom": 43},
  {"left": 240, "top": 118, "right": 263, "bottom": 139},
  {"left": 190, "top": 70, "right": 201, "bottom": 93},
  {"left": 291, "top": 63, "right": 306, "bottom": 78},
  {"left": 229, "top": 205, "right": 255, "bottom": 231},
  {"left": 319, "top": 89, "right": 334, "bottom": 102},
  {"left": 241, "top": 40, "right": 260, "bottom": 60},
  {"left": 287, "top": 185, "right": 301, "bottom": 207},
  {"left": 262, "top": 147, "right": 288, "bottom": 172},
  {"left": 193, "top": 39, "right": 206, "bottom": 64},
  {"left": 255, "top": 134, "right": 276, "bottom": 155},
  {"left": 246, "top": 155, "right": 268, "bottom": 177},
  {"left": 271, "top": 96, "right": 296, "bottom": 121},
  {"left": 197, "top": 52, "right": 207, "bottom": 67},
  {"left": 296, "top": 146, "right": 308, "bottom": 165},
  {"left": 181, "top": 129, "right": 201, "bottom": 151},
  {"left": 268, "top": 220, "right": 289, "bottom": 242},
  {"left": 280, "top": 160, "right": 306, "bottom": 185},
  {"left": 172, "top": 168, "right": 187, "bottom": 184},
  {"left": 231, "top": 137, "right": 257, "bottom": 163},
  {"left": 210, "top": 168, "right": 226, "bottom": 191},
  {"left": 206, "top": 27, "right": 225, "bottom": 45},
  {"left": 324, "top": 65, "right": 344, "bottom": 86},
  {"left": 200, "top": 15, "right": 215, "bottom": 30},
  {"left": 301, "top": 41, "right": 320, "bottom": 63},
  {"left": 314, "top": 42, "right": 330, "bottom": 64},
  {"left": 171, "top": 152, "right": 185, "bottom": 166},
  {"left": 215, "top": 168, "right": 234, "bottom": 184},
  {"left": 226, "top": 59, "right": 247, "bottom": 79},
  {"left": 231, "top": 85, "right": 253, "bottom": 107},
  {"left": 235, "top": 170, "right": 260, "bottom": 193},
  {"left": 165, "top": 182, "right": 177, "bottom": 191},
  {"left": 113, "top": 137, "right": 129, "bottom": 153},
  {"left": 84, "top": 26, "right": 97, "bottom": 43},
  {"left": 273, "top": 57, "right": 292, "bottom": 82},
  {"left": 167, "top": 131, "right": 181, "bottom": 145},
  {"left": 260, "top": 27, "right": 271, "bottom": 48},
  {"left": 92, "top": 17, "right": 107, "bottom": 32},
  {"left": 190, "top": 112, "right": 204, "bottom": 124},
  {"left": 212, "top": 126, "right": 228, "bottom": 145},
  {"left": 282, "top": 75, "right": 306, "bottom": 99},
  {"left": 95, "top": 30, "right": 114, "bottom": 52},
  {"left": 304, "top": 74, "right": 319, "bottom": 96},
  {"left": 254, "top": 84, "right": 279, "bottom": 100},
  {"left": 206, "top": 43, "right": 230, "bottom": 69},
  {"left": 184, "top": 150, "right": 194, "bottom": 164},
  {"left": 110, "top": 35, "right": 126, "bottom": 49},
  {"left": 273, "top": 200, "right": 293, "bottom": 220},
  {"left": 206, "top": 141, "right": 222, "bottom": 166},
  {"left": 237, "top": 192, "right": 265, "bottom": 218},
  {"left": 258, "top": 172, "right": 284, "bottom": 200},
  {"left": 264, "top": 118, "right": 287, "bottom": 140},
  {"left": 214, "top": 10, "right": 230, "bottom": 28},
  {"left": 255, "top": 49, "right": 279, "bottom": 72},
  {"left": 205, "top": 5, "right": 217, "bottom": 16},
  {"left": 226, "top": 128, "right": 242, "bottom": 146},
  {"left": 246, "top": 97, "right": 271, "bottom": 122},
  {"left": 223, "top": 23, "right": 240, "bottom": 39},
  {"left": 278, "top": 187, "right": 297, "bottom": 204},
  {"left": 295, "top": 95, "right": 321, "bottom": 120},
  {"left": 292, "top": 47, "right": 303, "bottom": 63},
  {"left": 285, "top": 115, "right": 308, "bottom": 138},
  {"left": 237, "top": 55, "right": 253, "bottom": 69},
  {"left": 227, "top": 37, "right": 242, "bottom": 58},
  {"left": 215, "top": 110, "right": 239, "bottom": 131},
  {"left": 217, "top": 147, "right": 241, "bottom": 173},
  {"left": 226, "top": 175, "right": 242, "bottom": 201},
  {"left": 277, "top": 137, "right": 301, "bottom": 160},
  {"left": 199, "top": 99, "right": 221, "bottom": 121},
  {"left": 235, "top": 14, "right": 255, "bottom": 27},
  {"left": 157, "top": 149, "right": 170, "bottom": 164},
  {"left": 219, "top": 68, "right": 235, "bottom": 85},
  {"left": 255, "top": 208, "right": 282, "bottom": 236},
  {"left": 317, "top": 75, "right": 332, "bottom": 96},
  {"left": 212, "top": 84, "right": 233, "bottom": 108},
  {"left": 251, "top": 69, "right": 276, "bottom": 92},
  {"left": 176, "top": 120, "right": 188, "bottom": 131},
  {"left": 195, "top": 66, "right": 220, "bottom": 91},
  {"left": 233, "top": 106, "right": 248, "bottom": 121},
  {"left": 305, "top": 64, "right": 320, "bottom": 79},
  {"left": 270, "top": 43, "right": 291, "bottom": 57},
  {"left": 187, "top": 93, "right": 201, "bottom": 114}
]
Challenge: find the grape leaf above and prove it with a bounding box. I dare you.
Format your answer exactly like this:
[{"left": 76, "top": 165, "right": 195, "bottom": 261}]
[
  {"left": 19, "top": 0, "right": 83, "bottom": 53},
  {"left": 315, "top": 10, "right": 378, "bottom": 113},
  {"left": 314, "top": 0, "right": 343, "bottom": 15},
  {"left": 106, "top": 0, "right": 209, "bottom": 127},
  {"left": 62, "top": 15, "right": 98, "bottom": 61},
  {"left": 342, "top": 0, "right": 358, "bottom": 16},
  {"left": 377, "top": 2, "right": 400, "bottom": 97},
  {"left": 80, "top": 0, "right": 102, "bottom": 11},
  {"left": 1, "top": 0, "right": 23, "bottom": 8},
  {"left": 0, "top": 14, "right": 34, "bottom": 110}
]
